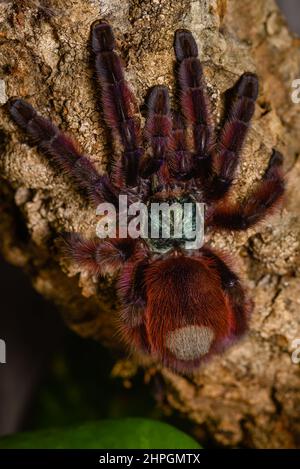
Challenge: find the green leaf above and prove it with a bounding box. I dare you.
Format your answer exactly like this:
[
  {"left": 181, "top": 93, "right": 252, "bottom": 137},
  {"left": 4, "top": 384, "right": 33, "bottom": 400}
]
[{"left": 0, "top": 418, "right": 201, "bottom": 449}]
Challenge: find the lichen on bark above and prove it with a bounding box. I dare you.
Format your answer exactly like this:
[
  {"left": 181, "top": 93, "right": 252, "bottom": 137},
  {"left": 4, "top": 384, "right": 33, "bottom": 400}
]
[{"left": 1, "top": 0, "right": 300, "bottom": 448}]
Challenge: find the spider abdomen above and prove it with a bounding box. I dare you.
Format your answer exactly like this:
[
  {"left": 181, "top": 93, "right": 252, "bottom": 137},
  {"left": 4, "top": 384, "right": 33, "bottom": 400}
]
[{"left": 144, "top": 256, "right": 233, "bottom": 370}]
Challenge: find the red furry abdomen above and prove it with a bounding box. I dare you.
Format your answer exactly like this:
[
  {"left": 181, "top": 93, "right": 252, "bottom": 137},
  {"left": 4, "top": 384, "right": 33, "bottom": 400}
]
[{"left": 144, "top": 256, "right": 234, "bottom": 371}]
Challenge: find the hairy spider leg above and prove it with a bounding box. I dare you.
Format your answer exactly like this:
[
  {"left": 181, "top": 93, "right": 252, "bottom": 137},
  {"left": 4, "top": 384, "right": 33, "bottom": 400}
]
[
  {"left": 174, "top": 29, "right": 214, "bottom": 181},
  {"left": 92, "top": 20, "right": 143, "bottom": 188},
  {"left": 207, "top": 149, "right": 285, "bottom": 230},
  {"left": 62, "top": 233, "right": 139, "bottom": 275},
  {"left": 166, "top": 112, "right": 194, "bottom": 181},
  {"left": 9, "top": 99, "right": 117, "bottom": 206},
  {"left": 139, "top": 86, "right": 172, "bottom": 180},
  {"left": 207, "top": 72, "right": 259, "bottom": 201},
  {"left": 117, "top": 257, "right": 150, "bottom": 352}
]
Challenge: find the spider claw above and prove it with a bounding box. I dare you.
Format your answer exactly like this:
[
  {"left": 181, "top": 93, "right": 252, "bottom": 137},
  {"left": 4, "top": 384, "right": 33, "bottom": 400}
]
[
  {"left": 174, "top": 29, "right": 198, "bottom": 61},
  {"left": 9, "top": 98, "right": 36, "bottom": 129},
  {"left": 91, "top": 20, "right": 115, "bottom": 53},
  {"left": 268, "top": 149, "right": 284, "bottom": 168},
  {"left": 236, "top": 72, "right": 259, "bottom": 100},
  {"left": 147, "top": 86, "right": 170, "bottom": 115},
  {"left": 263, "top": 149, "right": 284, "bottom": 182}
]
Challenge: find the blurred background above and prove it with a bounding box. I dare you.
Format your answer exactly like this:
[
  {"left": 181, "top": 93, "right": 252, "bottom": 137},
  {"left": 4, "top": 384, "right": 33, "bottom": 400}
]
[
  {"left": 277, "top": 0, "right": 300, "bottom": 35},
  {"left": 0, "top": 0, "right": 299, "bottom": 438}
]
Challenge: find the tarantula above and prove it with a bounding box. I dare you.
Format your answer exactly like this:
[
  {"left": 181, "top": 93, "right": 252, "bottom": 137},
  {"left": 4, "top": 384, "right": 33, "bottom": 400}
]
[{"left": 9, "top": 20, "right": 284, "bottom": 372}]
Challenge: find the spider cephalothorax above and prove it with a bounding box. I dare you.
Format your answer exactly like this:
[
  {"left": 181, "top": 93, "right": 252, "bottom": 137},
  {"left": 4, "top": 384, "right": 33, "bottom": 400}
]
[{"left": 9, "top": 20, "right": 284, "bottom": 372}]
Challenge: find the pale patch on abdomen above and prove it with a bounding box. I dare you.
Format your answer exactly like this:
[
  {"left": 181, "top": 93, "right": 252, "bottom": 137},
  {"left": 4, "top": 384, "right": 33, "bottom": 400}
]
[{"left": 166, "top": 325, "right": 214, "bottom": 361}]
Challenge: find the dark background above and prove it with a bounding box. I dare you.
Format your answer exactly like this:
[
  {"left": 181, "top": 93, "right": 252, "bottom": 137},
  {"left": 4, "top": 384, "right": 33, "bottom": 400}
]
[{"left": 0, "top": 0, "right": 299, "bottom": 437}]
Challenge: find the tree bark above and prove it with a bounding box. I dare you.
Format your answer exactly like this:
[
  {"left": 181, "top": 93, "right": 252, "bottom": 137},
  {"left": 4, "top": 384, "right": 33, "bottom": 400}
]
[{"left": 1, "top": 0, "right": 300, "bottom": 448}]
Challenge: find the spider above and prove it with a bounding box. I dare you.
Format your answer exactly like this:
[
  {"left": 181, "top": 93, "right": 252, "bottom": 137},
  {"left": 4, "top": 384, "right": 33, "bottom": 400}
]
[{"left": 8, "top": 20, "right": 284, "bottom": 373}]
